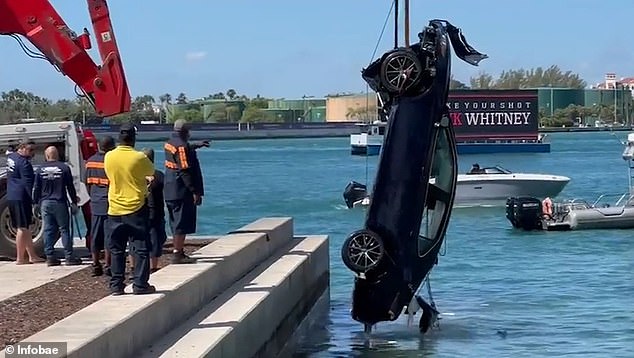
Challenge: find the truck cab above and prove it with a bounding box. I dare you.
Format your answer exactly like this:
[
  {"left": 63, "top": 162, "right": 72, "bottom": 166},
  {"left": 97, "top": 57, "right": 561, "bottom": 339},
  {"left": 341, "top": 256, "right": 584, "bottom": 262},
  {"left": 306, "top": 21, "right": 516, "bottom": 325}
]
[{"left": 0, "top": 121, "right": 95, "bottom": 259}]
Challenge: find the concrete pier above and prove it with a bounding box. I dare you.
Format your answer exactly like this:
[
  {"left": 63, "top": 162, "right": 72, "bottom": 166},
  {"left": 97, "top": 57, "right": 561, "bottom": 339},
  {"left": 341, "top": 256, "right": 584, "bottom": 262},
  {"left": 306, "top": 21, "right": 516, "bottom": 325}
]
[{"left": 0, "top": 217, "right": 329, "bottom": 358}]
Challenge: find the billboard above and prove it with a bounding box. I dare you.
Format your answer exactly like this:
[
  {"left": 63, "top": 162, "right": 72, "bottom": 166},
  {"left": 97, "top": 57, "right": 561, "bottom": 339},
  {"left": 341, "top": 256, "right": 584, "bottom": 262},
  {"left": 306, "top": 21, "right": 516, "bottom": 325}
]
[{"left": 448, "top": 89, "right": 539, "bottom": 141}]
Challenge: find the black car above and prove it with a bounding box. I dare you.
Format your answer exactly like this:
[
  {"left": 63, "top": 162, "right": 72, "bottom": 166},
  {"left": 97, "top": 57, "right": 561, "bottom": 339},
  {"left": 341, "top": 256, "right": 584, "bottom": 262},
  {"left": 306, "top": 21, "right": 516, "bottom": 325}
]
[{"left": 340, "top": 20, "right": 487, "bottom": 333}]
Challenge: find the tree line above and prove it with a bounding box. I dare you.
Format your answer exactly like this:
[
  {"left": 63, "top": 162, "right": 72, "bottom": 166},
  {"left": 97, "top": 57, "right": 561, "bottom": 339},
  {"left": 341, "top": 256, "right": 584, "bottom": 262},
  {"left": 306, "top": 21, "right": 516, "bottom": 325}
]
[
  {"left": 0, "top": 89, "right": 277, "bottom": 125},
  {"left": 450, "top": 65, "right": 587, "bottom": 90}
]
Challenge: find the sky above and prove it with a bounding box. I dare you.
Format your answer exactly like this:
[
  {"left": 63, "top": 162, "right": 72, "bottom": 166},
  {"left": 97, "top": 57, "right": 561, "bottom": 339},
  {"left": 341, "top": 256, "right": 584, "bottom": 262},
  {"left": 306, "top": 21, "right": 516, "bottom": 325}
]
[{"left": 0, "top": 0, "right": 633, "bottom": 101}]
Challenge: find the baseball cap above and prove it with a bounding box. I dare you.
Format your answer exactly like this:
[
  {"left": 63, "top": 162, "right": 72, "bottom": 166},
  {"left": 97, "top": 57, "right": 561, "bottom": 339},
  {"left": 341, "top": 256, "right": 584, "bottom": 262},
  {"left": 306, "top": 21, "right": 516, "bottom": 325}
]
[
  {"left": 173, "top": 119, "right": 190, "bottom": 132},
  {"left": 120, "top": 122, "right": 137, "bottom": 136}
]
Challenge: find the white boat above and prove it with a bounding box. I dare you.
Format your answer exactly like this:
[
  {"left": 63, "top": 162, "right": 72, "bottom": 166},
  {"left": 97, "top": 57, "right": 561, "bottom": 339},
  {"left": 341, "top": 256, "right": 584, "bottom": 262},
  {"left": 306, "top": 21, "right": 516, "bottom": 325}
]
[
  {"left": 454, "top": 165, "right": 570, "bottom": 207},
  {"left": 343, "top": 165, "right": 570, "bottom": 208},
  {"left": 350, "top": 120, "right": 386, "bottom": 155},
  {"left": 507, "top": 133, "right": 634, "bottom": 231}
]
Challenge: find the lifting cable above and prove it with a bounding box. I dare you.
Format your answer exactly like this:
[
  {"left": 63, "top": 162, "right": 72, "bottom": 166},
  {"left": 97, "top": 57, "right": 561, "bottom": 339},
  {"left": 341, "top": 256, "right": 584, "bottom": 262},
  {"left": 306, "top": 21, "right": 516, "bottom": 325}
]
[{"left": 364, "top": 0, "right": 396, "bottom": 187}]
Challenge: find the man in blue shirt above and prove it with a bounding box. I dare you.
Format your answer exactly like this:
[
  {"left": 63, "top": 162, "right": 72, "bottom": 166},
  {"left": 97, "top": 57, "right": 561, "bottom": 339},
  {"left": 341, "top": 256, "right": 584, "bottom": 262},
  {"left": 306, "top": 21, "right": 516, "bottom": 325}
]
[
  {"left": 33, "top": 146, "right": 82, "bottom": 266},
  {"left": 7, "top": 139, "right": 44, "bottom": 264}
]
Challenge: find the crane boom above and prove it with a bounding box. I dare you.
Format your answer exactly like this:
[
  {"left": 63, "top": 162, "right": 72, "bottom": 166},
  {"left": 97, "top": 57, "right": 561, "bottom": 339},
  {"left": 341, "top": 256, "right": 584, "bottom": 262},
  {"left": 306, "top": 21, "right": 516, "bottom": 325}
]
[{"left": 0, "top": 0, "right": 131, "bottom": 117}]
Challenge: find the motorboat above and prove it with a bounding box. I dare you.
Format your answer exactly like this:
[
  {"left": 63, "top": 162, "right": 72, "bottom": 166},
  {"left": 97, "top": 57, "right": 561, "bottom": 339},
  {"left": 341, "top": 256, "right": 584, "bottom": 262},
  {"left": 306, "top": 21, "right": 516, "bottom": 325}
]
[
  {"left": 506, "top": 133, "right": 634, "bottom": 231},
  {"left": 456, "top": 165, "right": 569, "bottom": 207},
  {"left": 340, "top": 16, "right": 487, "bottom": 335},
  {"left": 343, "top": 165, "right": 570, "bottom": 209},
  {"left": 350, "top": 121, "right": 387, "bottom": 156}
]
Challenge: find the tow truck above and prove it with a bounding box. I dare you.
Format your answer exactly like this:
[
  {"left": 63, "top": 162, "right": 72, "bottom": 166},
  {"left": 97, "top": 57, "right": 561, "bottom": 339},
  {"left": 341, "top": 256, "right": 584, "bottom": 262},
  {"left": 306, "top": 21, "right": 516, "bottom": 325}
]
[{"left": 0, "top": 0, "right": 131, "bottom": 258}]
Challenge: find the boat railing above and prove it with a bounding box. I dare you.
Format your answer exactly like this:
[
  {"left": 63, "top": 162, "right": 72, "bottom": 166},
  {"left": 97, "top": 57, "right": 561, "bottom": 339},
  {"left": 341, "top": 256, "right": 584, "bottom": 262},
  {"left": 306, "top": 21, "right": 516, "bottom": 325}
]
[
  {"left": 615, "top": 193, "right": 634, "bottom": 207},
  {"left": 591, "top": 192, "right": 632, "bottom": 207}
]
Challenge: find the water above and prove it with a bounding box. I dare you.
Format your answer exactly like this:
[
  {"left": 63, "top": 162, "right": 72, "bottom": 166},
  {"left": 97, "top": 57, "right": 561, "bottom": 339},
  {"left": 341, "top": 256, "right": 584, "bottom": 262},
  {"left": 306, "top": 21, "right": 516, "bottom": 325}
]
[{"left": 140, "top": 132, "right": 634, "bottom": 357}]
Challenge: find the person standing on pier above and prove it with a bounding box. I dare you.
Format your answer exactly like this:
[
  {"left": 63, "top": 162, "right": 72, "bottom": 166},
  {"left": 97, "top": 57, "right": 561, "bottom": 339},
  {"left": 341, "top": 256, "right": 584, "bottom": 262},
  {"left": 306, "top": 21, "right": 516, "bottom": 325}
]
[
  {"left": 85, "top": 135, "right": 116, "bottom": 276},
  {"left": 32, "top": 146, "right": 82, "bottom": 266},
  {"left": 7, "top": 139, "right": 44, "bottom": 264},
  {"left": 104, "top": 123, "right": 156, "bottom": 295},
  {"left": 163, "top": 119, "right": 204, "bottom": 264},
  {"left": 142, "top": 147, "right": 167, "bottom": 273}
]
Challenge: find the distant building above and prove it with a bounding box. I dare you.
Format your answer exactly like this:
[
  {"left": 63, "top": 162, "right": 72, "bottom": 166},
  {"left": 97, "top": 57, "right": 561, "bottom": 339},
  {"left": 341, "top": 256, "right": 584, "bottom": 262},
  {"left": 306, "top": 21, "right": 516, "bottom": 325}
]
[
  {"left": 593, "top": 73, "right": 634, "bottom": 95},
  {"left": 325, "top": 92, "right": 378, "bottom": 122}
]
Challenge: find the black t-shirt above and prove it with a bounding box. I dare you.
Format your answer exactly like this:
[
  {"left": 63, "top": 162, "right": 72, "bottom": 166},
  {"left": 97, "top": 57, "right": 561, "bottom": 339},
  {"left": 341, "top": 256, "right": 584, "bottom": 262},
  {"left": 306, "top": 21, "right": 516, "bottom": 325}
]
[{"left": 147, "top": 169, "right": 165, "bottom": 223}]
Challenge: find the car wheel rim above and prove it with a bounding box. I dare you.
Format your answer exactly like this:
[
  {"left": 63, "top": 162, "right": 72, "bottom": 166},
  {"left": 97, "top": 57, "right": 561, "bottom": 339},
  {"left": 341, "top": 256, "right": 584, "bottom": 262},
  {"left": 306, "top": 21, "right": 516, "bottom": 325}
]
[
  {"left": 1, "top": 206, "right": 42, "bottom": 245},
  {"left": 383, "top": 53, "right": 422, "bottom": 92},
  {"left": 347, "top": 233, "right": 382, "bottom": 269}
]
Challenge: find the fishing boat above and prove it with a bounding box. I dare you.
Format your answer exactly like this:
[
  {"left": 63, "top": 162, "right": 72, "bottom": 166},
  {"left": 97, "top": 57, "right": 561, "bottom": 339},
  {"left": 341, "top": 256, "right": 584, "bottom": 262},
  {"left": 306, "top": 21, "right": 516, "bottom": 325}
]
[
  {"left": 340, "top": 0, "right": 488, "bottom": 335},
  {"left": 506, "top": 133, "right": 634, "bottom": 231}
]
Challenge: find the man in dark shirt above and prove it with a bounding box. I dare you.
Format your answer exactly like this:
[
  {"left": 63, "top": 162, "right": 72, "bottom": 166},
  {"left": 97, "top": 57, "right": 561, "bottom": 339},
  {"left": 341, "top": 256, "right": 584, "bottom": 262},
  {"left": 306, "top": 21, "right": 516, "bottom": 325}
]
[
  {"left": 33, "top": 146, "right": 81, "bottom": 266},
  {"left": 163, "top": 119, "right": 204, "bottom": 264},
  {"left": 7, "top": 139, "right": 43, "bottom": 264},
  {"left": 142, "top": 148, "right": 167, "bottom": 273},
  {"left": 85, "top": 136, "right": 116, "bottom": 276}
]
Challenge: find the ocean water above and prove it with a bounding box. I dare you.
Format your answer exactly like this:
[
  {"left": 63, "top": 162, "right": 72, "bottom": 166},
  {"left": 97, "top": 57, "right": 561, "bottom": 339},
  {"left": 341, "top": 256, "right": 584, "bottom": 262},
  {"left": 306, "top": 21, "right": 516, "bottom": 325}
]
[{"left": 140, "top": 132, "right": 634, "bottom": 357}]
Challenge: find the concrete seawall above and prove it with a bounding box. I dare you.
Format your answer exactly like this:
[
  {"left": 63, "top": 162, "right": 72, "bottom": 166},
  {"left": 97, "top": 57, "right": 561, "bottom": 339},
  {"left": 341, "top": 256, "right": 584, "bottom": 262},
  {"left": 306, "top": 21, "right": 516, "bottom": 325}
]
[
  {"left": 0, "top": 217, "right": 329, "bottom": 358},
  {"left": 87, "top": 127, "right": 359, "bottom": 142}
]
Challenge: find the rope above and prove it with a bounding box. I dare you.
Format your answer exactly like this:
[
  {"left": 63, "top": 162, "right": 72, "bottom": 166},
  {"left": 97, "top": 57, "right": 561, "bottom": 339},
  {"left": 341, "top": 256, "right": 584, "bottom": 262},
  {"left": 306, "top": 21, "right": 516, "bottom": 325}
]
[{"left": 363, "top": 0, "right": 396, "bottom": 187}]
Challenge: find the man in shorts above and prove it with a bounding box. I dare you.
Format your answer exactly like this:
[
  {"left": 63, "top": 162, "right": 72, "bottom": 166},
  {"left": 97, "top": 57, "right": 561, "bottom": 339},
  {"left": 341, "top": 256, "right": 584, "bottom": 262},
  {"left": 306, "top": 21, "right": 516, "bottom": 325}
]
[
  {"left": 7, "top": 139, "right": 44, "bottom": 264},
  {"left": 163, "top": 119, "right": 204, "bottom": 264},
  {"left": 142, "top": 148, "right": 167, "bottom": 273},
  {"left": 85, "top": 135, "right": 116, "bottom": 276}
]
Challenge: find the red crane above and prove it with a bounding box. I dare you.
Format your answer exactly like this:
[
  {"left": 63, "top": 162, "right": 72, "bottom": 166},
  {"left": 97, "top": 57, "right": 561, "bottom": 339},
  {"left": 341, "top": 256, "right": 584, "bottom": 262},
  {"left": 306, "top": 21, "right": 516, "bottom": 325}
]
[{"left": 0, "top": 0, "right": 131, "bottom": 117}]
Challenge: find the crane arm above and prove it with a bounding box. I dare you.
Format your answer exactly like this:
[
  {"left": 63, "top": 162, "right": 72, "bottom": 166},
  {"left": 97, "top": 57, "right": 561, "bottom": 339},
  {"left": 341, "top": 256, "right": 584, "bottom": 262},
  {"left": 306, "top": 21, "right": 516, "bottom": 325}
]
[{"left": 0, "top": 0, "right": 131, "bottom": 117}]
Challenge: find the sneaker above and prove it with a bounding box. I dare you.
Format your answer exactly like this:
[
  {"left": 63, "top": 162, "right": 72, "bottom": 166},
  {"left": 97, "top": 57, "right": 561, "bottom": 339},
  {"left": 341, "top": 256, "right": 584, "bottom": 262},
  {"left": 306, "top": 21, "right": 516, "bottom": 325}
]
[
  {"left": 65, "top": 257, "right": 83, "bottom": 266},
  {"left": 91, "top": 263, "right": 103, "bottom": 277},
  {"left": 46, "top": 257, "right": 61, "bottom": 266},
  {"left": 150, "top": 268, "right": 159, "bottom": 274},
  {"left": 133, "top": 285, "right": 156, "bottom": 295},
  {"left": 110, "top": 287, "right": 125, "bottom": 296},
  {"left": 171, "top": 251, "right": 196, "bottom": 264}
]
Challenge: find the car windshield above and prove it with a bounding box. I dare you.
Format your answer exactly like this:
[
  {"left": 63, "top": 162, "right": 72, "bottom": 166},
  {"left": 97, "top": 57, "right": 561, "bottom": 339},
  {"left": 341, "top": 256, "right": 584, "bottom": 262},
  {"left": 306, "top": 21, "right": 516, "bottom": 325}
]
[
  {"left": 419, "top": 125, "right": 456, "bottom": 256},
  {"left": 483, "top": 166, "right": 511, "bottom": 174}
]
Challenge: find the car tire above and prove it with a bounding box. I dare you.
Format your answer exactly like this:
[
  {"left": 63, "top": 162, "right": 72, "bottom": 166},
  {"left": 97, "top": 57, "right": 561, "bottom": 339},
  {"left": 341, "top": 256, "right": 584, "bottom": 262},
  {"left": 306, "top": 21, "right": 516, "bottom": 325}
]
[
  {"left": 0, "top": 196, "right": 44, "bottom": 259},
  {"left": 379, "top": 49, "right": 423, "bottom": 95},
  {"left": 341, "top": 229, "right": 385, "bottom": 274}
]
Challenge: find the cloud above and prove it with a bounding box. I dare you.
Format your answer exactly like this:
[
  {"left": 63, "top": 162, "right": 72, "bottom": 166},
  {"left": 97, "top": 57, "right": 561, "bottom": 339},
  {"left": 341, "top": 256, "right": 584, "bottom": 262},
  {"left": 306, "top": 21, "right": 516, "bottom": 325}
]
[{"left": 185, "top": 51, "right": 207, "bottom": 62}]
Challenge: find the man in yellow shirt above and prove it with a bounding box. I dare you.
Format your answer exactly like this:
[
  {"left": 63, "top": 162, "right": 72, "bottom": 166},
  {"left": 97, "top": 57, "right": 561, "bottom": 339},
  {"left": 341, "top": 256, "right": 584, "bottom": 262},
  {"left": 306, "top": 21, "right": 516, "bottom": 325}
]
[{"left": 104, "top": 123, "right": 156, "bottom": 295}]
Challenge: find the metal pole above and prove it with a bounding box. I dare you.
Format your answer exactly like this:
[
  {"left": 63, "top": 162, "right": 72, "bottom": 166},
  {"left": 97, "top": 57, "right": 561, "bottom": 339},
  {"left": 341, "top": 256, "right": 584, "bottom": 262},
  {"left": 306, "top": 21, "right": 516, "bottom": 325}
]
[
  {"left": 404, "top": 0, "right": 410, "bottom": 46},
  {"left": 615, "top": 84, "right": 618, "bottom": 123},
  {"left": 550, "top": 88, "right": 554, "bottom": 116},
  {"left": 394, "top": 0, "right": 399, "bottom": 48}
]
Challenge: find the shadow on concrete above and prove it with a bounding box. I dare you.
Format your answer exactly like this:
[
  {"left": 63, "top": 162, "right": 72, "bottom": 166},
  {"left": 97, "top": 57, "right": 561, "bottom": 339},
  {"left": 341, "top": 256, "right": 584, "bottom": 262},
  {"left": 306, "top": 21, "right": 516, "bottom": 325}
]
[
  {"left": 189, "top": 257, "right": 226, "bottom": 263},
  {"left": 196, "top": 321, "right": 240, "bottom": 329}
]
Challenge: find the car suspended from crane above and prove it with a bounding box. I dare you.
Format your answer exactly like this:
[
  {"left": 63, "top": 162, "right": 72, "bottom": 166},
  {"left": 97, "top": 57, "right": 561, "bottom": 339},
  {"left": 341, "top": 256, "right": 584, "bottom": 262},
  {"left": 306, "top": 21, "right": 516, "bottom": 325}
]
[{"left": 340, "top": 0, "right": 487, "bottom": 335}]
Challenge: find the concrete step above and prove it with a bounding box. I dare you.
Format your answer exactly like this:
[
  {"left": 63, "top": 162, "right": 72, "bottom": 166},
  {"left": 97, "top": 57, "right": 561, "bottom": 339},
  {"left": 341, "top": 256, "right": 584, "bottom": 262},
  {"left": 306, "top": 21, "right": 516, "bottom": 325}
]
[
  {"left": 140, "top": 235, "right": 329, "bottom": 358},
  {"left": 0, "top": 217, "right": 294, "bottom": 358}
]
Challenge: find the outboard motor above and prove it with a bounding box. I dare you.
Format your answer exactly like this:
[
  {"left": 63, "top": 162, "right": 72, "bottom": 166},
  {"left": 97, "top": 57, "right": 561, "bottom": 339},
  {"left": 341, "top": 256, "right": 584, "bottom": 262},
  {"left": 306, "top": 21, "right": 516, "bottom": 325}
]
[
  {"left": 506, "top": 197, "right": 543, "bottom": 230},
  {"left": 343, "top": 181, "right": 368, "bottom": 209}
]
